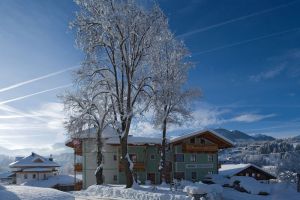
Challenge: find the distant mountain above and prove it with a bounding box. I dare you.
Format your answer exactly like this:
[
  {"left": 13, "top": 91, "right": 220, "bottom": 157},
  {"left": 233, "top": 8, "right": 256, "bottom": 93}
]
[
  {"left": 0, "top": 143, "right": 72, "bottom": 157},
  {"left": 252, "top": 134, "right": 275, "bottom": 141},
  {"left": 214, "top": 128, "right": 275, "bottom": 143},
  {"left": 293, "top": 135, "right": 300, "bottom": 140}
]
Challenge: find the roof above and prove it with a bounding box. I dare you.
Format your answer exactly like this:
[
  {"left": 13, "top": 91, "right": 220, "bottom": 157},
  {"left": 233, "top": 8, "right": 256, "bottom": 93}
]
[
  {"left": 0, "top": 172, "right": 15, "bottom": 179},
  {"left": 9, "top": 152, "right": 60, "bottom": 168},
  {"left": 106, "top": 135, "right": 162, "bottom": 145},
  {"left": 170, "top": 129, "right": 234, "bottom": 148},
  {"left": 65, "top": 126, "right": 118, "bottom": 146},
  {"left": 219, "top": 163, "right": 276, "bottom": 179}
]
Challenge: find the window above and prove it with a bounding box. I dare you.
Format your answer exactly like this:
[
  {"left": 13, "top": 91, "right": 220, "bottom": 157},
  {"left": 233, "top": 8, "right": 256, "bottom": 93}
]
[
  {"left": 191, "top": 172, "right": 197, "bottom": 180},
  {"left": 200, "top": 138, "right": 205, "bottom": 144},
  {"left": 33, "top": 158, "right": 44, "bottom": 163},
  {"left": 208, "top": 154, "right": 213, "bottom": 162},
  {"left": 257, "top": 173, "right": 261, "bottom": 177},
  {"left": 113, "top": 175, "right": 118, "bottom": 181},
  {"left": 113, "top": 155, "right": 117, "bottom": 161},
  {"left": 208, "top": 171, "right": 213, "bottom": 175},
  {"left": 150, "top": 154, "right": 155, "bottom": 160},
  {"left": 32, "top": 174, "right": 36, "bottom": 179},
  {"left": 252, "top": 173, "right": 256, "bottom": 177},
  {"left": 174, "top": 172, "right": 185, "bottom": 180},
  {"left": 190, "top": 154, "right": 196, "bottom": 162},
  {"left": 245, "top": 173, "right": 249, "bottom": 176},
  {"left": 190, "top": 138, "right": 195, "bottom": 144},
  {"left": 129, "top": 154, "right": 137, "bottom": 162},
  {"left": 43, "top": 174, "right": 47, "bottom": 180},
  {"left": 174, "top": 154, "right": 184, "bottom": 162},
  {"left": 24, "top": 174, "right": 27, "bottom": 179}
]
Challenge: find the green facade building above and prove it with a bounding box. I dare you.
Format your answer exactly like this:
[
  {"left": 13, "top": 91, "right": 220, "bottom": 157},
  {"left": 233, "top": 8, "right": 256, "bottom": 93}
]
[{"left": 66, "top": 129, "right": 233, "bottom": 189}]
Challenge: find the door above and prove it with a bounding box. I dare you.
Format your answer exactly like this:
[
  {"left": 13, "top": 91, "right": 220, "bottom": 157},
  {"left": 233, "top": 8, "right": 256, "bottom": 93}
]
[{"left": 147, "top": 173, "right": 156, "bottom": 184}]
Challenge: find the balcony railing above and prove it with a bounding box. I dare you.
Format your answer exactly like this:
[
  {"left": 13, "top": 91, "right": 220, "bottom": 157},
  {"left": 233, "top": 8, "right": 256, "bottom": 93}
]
[
  {"left": 119, "top": 162, "right": 145, "bottom": 171},
  {"left": 74, "top": 163, "right": 83, "bottom": 172},
  {"left": 182, "top": 143, "right": 218, "bottom": 153}
]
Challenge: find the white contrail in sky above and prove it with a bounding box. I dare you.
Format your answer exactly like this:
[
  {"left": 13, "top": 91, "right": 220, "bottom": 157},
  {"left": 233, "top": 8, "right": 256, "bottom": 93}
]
[
  {"left": 0, "top": 66, "right": 78, "bottom": 93},
  {"left": 0, "top": 84, "right": 72, "bottom": 105},
  {"left": 178, "top": 0, "right": 299, "bottom": 38},
  {"left": 193, "top": 27, "right": 300, "bottom": 56}
]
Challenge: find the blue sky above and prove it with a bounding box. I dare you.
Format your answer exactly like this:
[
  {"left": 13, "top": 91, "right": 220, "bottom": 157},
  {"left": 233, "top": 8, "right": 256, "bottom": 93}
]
[{"left": 0, "top": 0, "right": 299, "bottom": 151}]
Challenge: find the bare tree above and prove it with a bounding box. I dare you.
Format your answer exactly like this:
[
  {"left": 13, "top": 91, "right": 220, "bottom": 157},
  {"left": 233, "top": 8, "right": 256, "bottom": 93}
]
[
  {"left": 151, "top": 35, "right": 200, "bottom": 183},
  {"left": 71, "top": 0, "right": 169, "bottom": 187},
  {"left": 62, "top": 81, "right": 112, "bottom": 185}
]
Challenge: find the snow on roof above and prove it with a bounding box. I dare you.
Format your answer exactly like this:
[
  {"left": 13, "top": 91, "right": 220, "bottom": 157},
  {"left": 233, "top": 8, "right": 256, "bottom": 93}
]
[
  {"left": 106, "top": 135, "right": 162, "bottom": 145},
  {"left": 219, "top": 163, "right": 276, "bottom": 178},
  {"left": 9, "top": 152, "right": 60, "bottom": 168},
  {"left": 219, "top": 164, "right": 250, "bottom": 176},
  {"left": 22, "top": 168, "right": 53, "bottom": 172},
  {"left": 170, "top": 129, "right": 234, "bottom": 145},
  {"left": 65, "top": 126, "right": 118, "bottom": 144},
  {"left": 0, "top": 172, "right": 15, "bottom": 179}
]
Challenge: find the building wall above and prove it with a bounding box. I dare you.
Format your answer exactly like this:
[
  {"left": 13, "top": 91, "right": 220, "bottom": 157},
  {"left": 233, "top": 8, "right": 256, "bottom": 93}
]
[
  {"left": 236, "top": 166, "right": 275, "bottom": 180},
  {"left": 81, "top": 135, "right": 221, "bottom": 187},
  {"left": 171, "top": 137, "right": 218, "bottom": 182},
  {"left": 16, "top": 172, "right": 53, "bottom": 185},
  {"left": 82, "top": 139, "right": 161, "bottom": 188}
]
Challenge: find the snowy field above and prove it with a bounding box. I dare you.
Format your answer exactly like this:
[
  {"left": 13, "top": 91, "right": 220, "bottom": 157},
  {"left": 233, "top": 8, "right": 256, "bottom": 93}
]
[
  {"left": 0, "top": 184, "right": 74, "bottom": 200},
  {"left": 74, "top": 176, "right": 300, "bottom": 200}
]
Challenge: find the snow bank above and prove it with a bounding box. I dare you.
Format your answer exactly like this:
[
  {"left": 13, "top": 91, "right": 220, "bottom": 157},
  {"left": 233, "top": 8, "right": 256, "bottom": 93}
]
[
  {"left": 75, "top": 185, "right": 191, "bottom": 200},
  {"left": 184, "top": 184, "right": 223, "bottom": 200},
  {"left": 205, "top": 174, "right": 230, "bottom": 186},
  {"left": 0, "top": 183, "right": 5, "bottom": 190},
  {"left": 21, "top": 175, "right": 77, "bottom": 188},
  {"left": 0, "top": 185, "right": 74, "bottom": 200},
  {"left": 230, "top": 176, "right": 271, "bottom": 195}
]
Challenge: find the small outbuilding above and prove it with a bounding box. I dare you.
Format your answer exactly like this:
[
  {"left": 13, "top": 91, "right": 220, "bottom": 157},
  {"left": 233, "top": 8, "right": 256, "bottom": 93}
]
[{"left": 219, "top": 163, "right": 276, "bottom": 181}]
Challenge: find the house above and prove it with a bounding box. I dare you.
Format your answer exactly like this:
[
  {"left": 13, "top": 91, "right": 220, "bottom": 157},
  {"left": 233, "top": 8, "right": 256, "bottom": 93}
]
[
  {"left": 219, "top": 163, "right": 276, "bottom": 181},
  {"left": 9, "top": 152, "right": 60, "bottom": 185},
  {"left": 0, "top": 172, "right": 15, "bottom": 184},
  {"left": 65, "top": 128, "right": 234, "bottom": 189}
]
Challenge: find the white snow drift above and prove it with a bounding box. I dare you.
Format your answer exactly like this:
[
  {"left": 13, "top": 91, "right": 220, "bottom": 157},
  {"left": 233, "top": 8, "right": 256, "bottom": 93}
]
[{"left": 0, "top": 184, "right": 74, "bottom": 200}]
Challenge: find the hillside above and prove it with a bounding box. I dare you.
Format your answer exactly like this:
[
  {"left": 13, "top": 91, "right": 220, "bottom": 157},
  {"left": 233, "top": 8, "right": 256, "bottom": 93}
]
[{"left": 214, "top": 128, "right": 275, "bottom": 143}]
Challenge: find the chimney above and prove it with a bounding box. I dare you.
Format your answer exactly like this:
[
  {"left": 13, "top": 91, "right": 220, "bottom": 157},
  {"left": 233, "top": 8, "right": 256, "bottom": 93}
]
[{"left": 49, "top": 154, "right": 53, "bottom": 161}]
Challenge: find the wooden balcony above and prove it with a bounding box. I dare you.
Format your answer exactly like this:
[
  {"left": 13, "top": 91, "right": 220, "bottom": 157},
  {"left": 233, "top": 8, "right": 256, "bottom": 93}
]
[
  {"left": 75, "top": 147, "right": 82, "bottom": 156},
  {"left": 74, "top": 163, "right": 83, "bottom": 172},
  {"left": 74, "top": 181, "right": 83, "bottom": 191},
  {"left": 119, "top": 162, "right": 145, "bottom": 171},
  {"left": 182, "top": 143, "right": 218, "bottom": 153}
]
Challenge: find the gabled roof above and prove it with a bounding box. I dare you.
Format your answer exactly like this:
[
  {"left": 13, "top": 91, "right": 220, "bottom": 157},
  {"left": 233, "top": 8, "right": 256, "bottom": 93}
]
[
  {"left": 219, "top": 163, "right": 276, "bottom": 179},
  {"left": 170, "top": 129, "right": 234, "bottom": 148},
  {"left": 106, "top": 135, "right": 163, "bottom": 145},
  {"left": 9, "top": 152, "right": 60, "bottom": 168}
]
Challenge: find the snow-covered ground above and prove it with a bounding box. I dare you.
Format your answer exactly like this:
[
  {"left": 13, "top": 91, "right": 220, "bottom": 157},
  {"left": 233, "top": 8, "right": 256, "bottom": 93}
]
[
  {"left": 21, "top": 174, "right": 78, "bottom": 188},
  {"left": 0, "top": 184, "right": 74, "bottom": 200},
  {"left": 73, "top": 177, "right": 300, "bottom": 200}
]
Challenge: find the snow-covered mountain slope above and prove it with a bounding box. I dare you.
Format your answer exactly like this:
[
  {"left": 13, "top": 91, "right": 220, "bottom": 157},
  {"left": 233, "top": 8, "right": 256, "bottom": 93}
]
[{"left": 214, "top": 128, "right": 275, "bottom": 143}]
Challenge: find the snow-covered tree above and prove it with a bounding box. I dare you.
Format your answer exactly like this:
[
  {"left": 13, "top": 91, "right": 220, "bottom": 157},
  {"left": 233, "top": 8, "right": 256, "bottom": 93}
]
[
  {"left": 62, "top": 77, "right": 113, "bottom": 185},
  {"left": 71, "top": 0, "right": 170, "bottom": 187},
  {"left": 151, "top": 34, "right": 200, "bottom": 183}
]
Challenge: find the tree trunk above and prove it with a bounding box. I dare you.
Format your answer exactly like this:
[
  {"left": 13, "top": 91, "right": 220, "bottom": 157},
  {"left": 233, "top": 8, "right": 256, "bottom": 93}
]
[
  {"left": 121, "top": 136, "right": 134, "bottom": 188},
  {"left": 160, "top": 117, "right": 167, "bottom": 183},
  {"left": 95, "top": 129, "right": 104, "bottom": 185}
]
